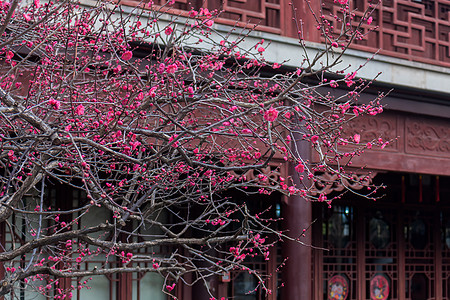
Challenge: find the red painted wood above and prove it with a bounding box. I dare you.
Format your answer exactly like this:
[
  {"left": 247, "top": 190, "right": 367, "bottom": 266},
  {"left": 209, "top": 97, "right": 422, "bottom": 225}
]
[
  {"left": 282, "top": 194, "right": 312, "bottom": 300},
  {"left": 117, "top": 273, "right": 132, "bottom": 300},
  {"left": 282, "top": 137, "right": 312, "bottom": 300},
  {"left": 312, "top": 205, "right": 323, "bottom": 300},
  {"left": 401, "top": 176, "right": 405, "bottom": 203},
  {"left": 291, "top": 0, "right": 321, "bottom": 41},
  {"left": 130, "top": 0, "right": 450, "bottom": 67},
  {"left": 321, "top": 0, "right": 450, "bottom": 67},
  {"left": 333, "top": 112, "right": 450, "bottom": 177}
]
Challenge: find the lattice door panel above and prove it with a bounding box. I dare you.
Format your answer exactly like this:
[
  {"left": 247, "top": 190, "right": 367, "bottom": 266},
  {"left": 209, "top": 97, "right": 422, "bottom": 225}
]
[
  {"left": 441, "top": 211, "right": 450, "bottom": 300},
  {"left": 322, "top": 206, "right": 357, "bottom": 300},
  {"left": 403, "top": 210, "right": 436, "bottom": 300},
  {"left": 365, "top": 208, "right": 399, "bottom": 300}
]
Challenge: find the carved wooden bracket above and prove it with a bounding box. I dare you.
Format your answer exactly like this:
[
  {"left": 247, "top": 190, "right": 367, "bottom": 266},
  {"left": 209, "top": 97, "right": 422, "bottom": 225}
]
[
  {"left": 229, "top": 165, "right": 282, "bottom": 186},
  {"left": 311, "top": 171, "right": 377, "bottom": 195}
]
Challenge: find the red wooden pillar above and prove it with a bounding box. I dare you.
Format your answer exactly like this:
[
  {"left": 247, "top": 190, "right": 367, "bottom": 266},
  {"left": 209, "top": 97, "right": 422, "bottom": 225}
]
[
  {"left": 117, "top": 273, "right": 132, "bottom": 299},
  {"left": 282, "top": 136, "right": 312, "bottom": 300},
  {"left": 282, "top": 189, "right": 312, "bottom": 299}
]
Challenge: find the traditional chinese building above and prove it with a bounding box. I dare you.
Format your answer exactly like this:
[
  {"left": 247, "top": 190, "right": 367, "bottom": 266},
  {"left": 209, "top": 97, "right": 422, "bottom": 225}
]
[
  {"left": 144, "top": 1, "right": 450, "bottom": 300},
  {"left": 2, "top": 1, "right": 450, "bottom": 300}
]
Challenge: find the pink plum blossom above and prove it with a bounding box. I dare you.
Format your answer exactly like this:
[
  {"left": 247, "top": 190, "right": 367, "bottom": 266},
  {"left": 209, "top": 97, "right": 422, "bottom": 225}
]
[
  {"left": 121, "top": 51, "right": 133, "bottom": 61},
  {"left": 49, "top": 99, "right": 61, "bottom": 109},
  {"left": 295, "top": 163, "right": 305, "bottom": 173},
  {"left": 75, "top": 104, "right": 85, "bottom": 115},
  {"left": 263, "top": 107, "right": 278, "bottom": 122},
  {"left": 165, "top": 26, "right": 173, "bottom": 35},
  {"left": 166, "top": 63, "right": 178, "bottom": 74}
]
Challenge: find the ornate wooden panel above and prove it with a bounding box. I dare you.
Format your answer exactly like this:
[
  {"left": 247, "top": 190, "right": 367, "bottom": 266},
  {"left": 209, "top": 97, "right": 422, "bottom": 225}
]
[
  {"left": 322, "top": 206, "right": 442, "bottom": 300},
  {"left": 148, "top": 0, "right": 283, "bottom": 34},
  {"left": 125, "top": 0, "right": 450, "bottom": 66},
  {"left": 322, "top": 0, "right": 450, "bottom": 67},
  {"left": 336, "top": 111, "right": 450, "bottom": 176},
  {"left": 405, "top": 116, "right": 450, "bottom": 158},
  {"left": 150, "top": 0, "right": 198, "bottom": 11},
  {"left": 207, "top": 0, "right": 282, "bottom": 34},
  {"left": 343, "top": 114, "right": 399, "bottom": 152}
]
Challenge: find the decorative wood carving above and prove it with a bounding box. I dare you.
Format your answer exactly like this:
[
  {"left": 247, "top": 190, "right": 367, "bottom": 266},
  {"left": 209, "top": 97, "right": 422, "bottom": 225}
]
[
  {"left": 406, "top": 117, "right": 450, "bottom": 158},
  {"left": 343, "top": 115, "right": 397, "bottom": 150},
  {"left": 229, "top": 165, "right": 281, "bottom": 185},
  {"left": 331, "top": 112, "right": 450, "bottom": 176},
  {"left": 311, "top": 171, "right": 377, "bottom": 195},
  {"left": 322, "top": 0, "right": 450, "bottom": 67},
  {"left": 151, "top": 0, "right": 282, "bottom": 34}
]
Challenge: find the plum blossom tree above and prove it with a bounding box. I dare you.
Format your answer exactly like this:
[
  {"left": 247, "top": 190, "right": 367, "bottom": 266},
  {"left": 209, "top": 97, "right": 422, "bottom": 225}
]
[{"left": 0, "top": 0, "right": 384, "bottom": 298}]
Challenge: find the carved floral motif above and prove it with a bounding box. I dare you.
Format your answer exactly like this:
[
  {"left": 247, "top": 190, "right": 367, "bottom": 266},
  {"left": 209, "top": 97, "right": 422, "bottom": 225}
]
[
  {"left": 311, "top": 172, "right": 377, "bottom": 195},
  {"left": 406, "top": 118, "right": 450, "bottom": 157},
  {"left": 343, "top": 116, "right": 397, "bottom": 150},
  {"left": 229, "top": 165, "right": 281, "bottom": 185}
]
